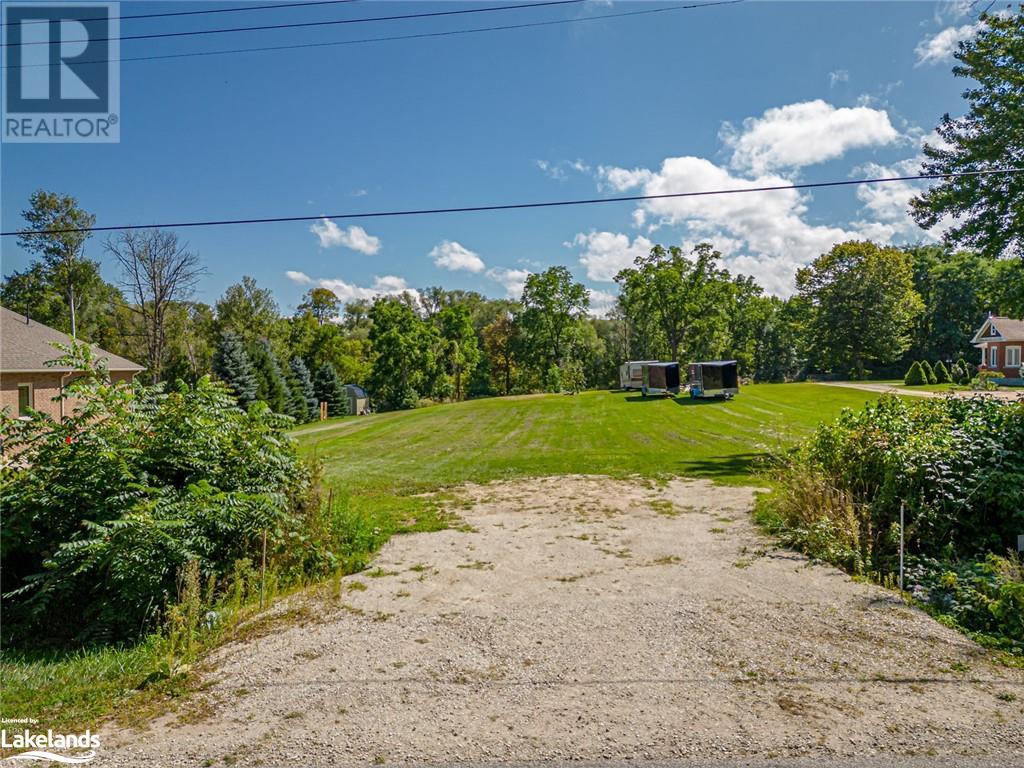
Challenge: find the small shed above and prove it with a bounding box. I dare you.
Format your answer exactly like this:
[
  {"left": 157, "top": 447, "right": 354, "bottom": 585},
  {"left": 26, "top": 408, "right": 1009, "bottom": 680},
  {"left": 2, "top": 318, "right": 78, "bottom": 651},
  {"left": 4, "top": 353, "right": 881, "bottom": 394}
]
[
  {"left": 641, "top": 362, "right": 681, "bottom": 396},
  {"left": 343, "top": 384, "right": 370, "bottom": 415},
  {"left": 687, "top": 360, "right": 739, "bottom": 399}
]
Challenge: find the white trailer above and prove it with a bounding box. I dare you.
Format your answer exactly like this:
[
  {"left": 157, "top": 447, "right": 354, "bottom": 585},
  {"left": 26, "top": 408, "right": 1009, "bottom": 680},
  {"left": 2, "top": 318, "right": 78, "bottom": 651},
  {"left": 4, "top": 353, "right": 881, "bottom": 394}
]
[{"left": 618, "top": 360, "right": 659, "bottom": 390}]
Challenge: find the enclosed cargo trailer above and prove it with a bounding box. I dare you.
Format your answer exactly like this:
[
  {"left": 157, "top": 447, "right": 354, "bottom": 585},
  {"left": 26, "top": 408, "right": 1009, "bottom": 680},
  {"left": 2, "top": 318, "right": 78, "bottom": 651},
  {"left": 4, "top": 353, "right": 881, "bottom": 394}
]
[
  {"left": 641, "top": 362, "right": 681, "bottom": 396},
  {"left": 687, "top": 360, "right": 739, "bottom": 399}
]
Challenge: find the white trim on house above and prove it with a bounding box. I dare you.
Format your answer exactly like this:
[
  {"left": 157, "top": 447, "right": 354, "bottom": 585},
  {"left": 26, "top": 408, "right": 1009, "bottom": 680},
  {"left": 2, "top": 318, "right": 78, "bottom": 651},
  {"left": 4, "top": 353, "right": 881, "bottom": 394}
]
[
  {"left": 1007, "top": 346, "right": 1022, "bottom": 369},
  {"left": 990, "top": 346, "right": 999, "bottom": 368},
  {"left": 17, "top": 381, "right": 33, "bottom": 418}
]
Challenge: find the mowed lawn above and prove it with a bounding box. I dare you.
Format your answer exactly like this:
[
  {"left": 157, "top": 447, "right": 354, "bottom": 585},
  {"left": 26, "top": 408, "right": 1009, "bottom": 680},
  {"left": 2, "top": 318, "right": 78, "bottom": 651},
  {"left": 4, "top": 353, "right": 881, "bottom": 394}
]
[{"left": 293, "top": 384, "right": 885, "bottom": 503}]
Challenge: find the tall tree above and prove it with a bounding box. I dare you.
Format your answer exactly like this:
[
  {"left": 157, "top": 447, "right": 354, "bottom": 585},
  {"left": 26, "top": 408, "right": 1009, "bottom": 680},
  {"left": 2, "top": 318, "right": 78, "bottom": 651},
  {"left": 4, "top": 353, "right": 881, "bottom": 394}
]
[
  {"left": 298, "top": 287, "right": 340, "bottom": 326},
  {"left": 15, "top": 191, "right": 97, "bottom": 338},
  {"left": 313, "top": 363, "right": 346, "bottom": 417},
  {"left": 105, "top": 229, "right": 204, "bottom": 383},
  {"left": 482, "top": 312, "right": 519, "bottom": 395},
  {"left": 436, "top": 304, "right": 480, "bottom": 401},
  {"left": 212, "top": 331, "right": 258, "bottom": 407},
  {"left": 911, "top": 9, "right": 1024, "bottom": 258},
  {"left": 518, "top": 266, "right": 589, "bottom": 374},
  {"left": 368, "top": 297, "right": 434, "bottom": 410},
  {"left": 796, "top": 241, "right": 924, "bottom": 378},
  {"left": 249, "top": 340, "right": 288, "bottom": 414},
  {"left": 215, "top": 276, "right": 280, "bottom": 345},
  {"left": 289, "top": 357, "right": 318, "bottom": 420}
]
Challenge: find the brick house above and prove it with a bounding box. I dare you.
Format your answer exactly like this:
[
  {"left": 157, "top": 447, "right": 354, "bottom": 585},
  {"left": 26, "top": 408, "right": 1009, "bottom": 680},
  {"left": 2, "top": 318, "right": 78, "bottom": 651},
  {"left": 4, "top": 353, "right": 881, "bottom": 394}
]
[
  {"left": 1, "top": 306, "right": 144, "bottom": 421},
  {"left": 971, "top": 314, "right": 1024, "bottom": 384}
]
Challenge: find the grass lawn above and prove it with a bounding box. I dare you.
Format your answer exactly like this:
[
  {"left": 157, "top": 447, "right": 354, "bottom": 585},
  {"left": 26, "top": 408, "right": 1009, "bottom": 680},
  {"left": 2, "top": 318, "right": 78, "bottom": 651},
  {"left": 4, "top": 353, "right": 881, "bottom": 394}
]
[
  {"left": 3, "top": 383, "right": 885, "bottom": 733},
  {"left": 293, "top": 383, "right": 887, "bottom": 515}
]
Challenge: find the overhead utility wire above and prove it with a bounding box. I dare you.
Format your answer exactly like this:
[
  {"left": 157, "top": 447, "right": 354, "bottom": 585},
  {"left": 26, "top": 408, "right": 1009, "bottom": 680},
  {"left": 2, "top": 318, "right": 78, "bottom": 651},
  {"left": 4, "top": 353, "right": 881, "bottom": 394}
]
[
  {"left": 2, "top": 0, "right": 588, "bottom": 47},
  {"left": 2, "top": 0, "right": 362, "bottom": 27},
  {"left": 2, "top": 0, "right": 743, "bottom": 69},
  {"left": 3, "top": 170, "right": 1020, "bottom": 238}
]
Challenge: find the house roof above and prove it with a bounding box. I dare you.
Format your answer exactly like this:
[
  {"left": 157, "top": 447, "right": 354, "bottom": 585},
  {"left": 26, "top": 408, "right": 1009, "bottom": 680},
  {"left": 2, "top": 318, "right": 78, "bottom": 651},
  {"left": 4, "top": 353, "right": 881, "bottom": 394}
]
[
  {"left": 972, "top": 316, "right": 1024, "bottom": 345},
  {"left": 1, "top": 306, "right": 145, "bottom": 373}
]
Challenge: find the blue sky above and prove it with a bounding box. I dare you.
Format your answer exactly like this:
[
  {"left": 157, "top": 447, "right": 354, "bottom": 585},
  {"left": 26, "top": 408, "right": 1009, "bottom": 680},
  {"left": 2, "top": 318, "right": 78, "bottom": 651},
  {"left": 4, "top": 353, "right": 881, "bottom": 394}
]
[{"left": 0, "top": 0, "right": 988, "bottom": 313}]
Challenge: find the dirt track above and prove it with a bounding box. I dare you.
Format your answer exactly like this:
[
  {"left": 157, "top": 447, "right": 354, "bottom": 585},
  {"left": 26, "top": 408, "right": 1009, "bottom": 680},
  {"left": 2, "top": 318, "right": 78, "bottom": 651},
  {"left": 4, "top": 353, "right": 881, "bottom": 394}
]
[{"left": 96, "top": 476, "right": 1024, "bottom": 766}]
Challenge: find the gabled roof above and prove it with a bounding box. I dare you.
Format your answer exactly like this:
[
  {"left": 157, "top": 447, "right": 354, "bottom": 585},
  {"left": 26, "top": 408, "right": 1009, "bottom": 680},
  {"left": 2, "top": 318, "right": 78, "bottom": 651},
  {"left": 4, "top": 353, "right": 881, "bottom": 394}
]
[
  {"left": 972, "top": 316, "right": 1024, "bottom": 345},
  {"left": 1, "top": 306, "right": 145, "bottom": 373}
]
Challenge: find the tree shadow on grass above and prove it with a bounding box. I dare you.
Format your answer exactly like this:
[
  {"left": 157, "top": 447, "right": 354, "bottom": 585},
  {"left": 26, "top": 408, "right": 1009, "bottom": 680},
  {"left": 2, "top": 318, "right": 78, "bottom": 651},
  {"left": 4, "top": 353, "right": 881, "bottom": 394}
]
[{"left": 673, "top": 451, "right": 766, "bottom": 480}]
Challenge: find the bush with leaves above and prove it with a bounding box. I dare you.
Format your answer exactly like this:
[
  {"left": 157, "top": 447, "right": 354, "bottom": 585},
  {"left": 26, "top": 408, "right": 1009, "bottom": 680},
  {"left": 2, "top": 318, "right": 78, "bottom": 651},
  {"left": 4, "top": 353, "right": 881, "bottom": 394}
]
[
  {"left": 904, "top": 361, "right": 926, "bottom": 386},
  {"left": 761, "top": 394, "right": 1024, "bottom": 647},
  {"left": 0, "top": 341, "right": 330, "bottom": 646}
]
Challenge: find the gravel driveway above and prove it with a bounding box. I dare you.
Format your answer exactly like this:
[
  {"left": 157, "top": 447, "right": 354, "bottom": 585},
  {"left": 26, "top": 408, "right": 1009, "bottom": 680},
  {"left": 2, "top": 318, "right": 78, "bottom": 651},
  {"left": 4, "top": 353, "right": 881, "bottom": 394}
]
[{"left": 96, "top": 476, "right": 1024, "bottom": 767}]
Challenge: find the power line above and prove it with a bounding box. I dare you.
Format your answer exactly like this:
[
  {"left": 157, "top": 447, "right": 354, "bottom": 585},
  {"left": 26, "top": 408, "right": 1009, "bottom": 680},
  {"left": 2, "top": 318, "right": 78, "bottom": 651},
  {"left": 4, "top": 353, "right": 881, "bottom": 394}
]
[
  {"left": 2, "top": 0, "right": 362, "bottom": 28},
  {"left": 2, "top": 0, "right": 588, "bottom": 47},
  {"left": 2, "top": 1, "right": 742, "bottom": 70},
  {"left": 4, "top": 170, "right": 1019, "bottom": 238}
]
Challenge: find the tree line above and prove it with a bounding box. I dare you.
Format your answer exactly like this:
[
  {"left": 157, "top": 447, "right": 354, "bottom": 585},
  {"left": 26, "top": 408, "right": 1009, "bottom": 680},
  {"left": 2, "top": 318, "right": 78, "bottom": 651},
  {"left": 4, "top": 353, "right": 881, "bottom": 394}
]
[{"left": 4, "top": 189, "right": 1022, "bottom": 420}]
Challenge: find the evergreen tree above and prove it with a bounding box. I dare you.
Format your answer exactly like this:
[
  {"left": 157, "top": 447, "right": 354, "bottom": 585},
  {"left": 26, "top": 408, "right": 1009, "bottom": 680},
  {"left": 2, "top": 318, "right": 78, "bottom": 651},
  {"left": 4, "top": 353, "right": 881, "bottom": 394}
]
[
  {"left": 904, "top": 361, "right": 926, "bottom": 386},
  {"left": 920, "top": 359, "right": 936, "bottom": 384},
  {"left": 249, "top": 340, "right": 287, "bottom": 414},
  {"left": 954, "top": 357, "right": 973, "bottom": 384},
  {"left": 290, "top": 357, "right": 318, "bottom": 420},
  {"left": 212, "top": 331, "right": 258, "bottom": 407},
  {"left": 280, "top": 357, "right": 309, "bottom": 423},
  {"left": 314, "top": 363, "right": 346, "bottom": 417},
  {"left": 933, "top": 360, "right": 952, "bottom": 384}
]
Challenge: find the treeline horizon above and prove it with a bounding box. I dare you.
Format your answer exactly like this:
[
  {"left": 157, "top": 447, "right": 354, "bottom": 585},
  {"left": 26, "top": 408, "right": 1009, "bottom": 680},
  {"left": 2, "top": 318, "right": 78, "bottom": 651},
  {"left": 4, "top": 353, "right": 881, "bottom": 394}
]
[{"left": 3, "top": 191, "right": 1023, "bottom": 417}]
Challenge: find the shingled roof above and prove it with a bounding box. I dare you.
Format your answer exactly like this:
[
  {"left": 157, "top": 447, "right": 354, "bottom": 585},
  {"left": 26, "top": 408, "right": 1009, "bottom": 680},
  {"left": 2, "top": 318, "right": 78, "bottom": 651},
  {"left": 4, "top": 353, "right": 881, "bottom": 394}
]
[
  {"left": 1, "top": 306, "right": 145, "bottom": 373},
  {"left": 972, "top": 315, "right": 1024, "bottom": 344}
]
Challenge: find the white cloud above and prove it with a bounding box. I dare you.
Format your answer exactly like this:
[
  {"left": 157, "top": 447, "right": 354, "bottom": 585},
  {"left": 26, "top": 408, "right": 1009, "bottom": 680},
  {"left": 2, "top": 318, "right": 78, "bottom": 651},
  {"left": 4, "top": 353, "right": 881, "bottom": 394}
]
[
  {"left": 285, "top": 270, "right": 313, "bottom": 285},
  {"left": 569, "top": 231, "right": 654, "bottom": 282},
  {"left": 599, "top": 155, "right": 867, "bottom": 295},
  {"left": 915, "top": 23, "right": 979, "bottom": 65},
  {"left": 597, "top": 165, "right": 654, "bottom": 192},
  {"left": 536, "top": 158, "right": 591, "bottom": 181},
  {"left": 309, "top": 219, "right": 382, "bottom": 255},
  {"left": 722, "top": 99, "right": 900, "bottom": 175},
  {"left": 429, "top": 240, "right": 485, "bottom": 273},
  {"left": 313, "top": 275, "right": 419, "bottom": 304},
  {"left": 828, "top": 69, "right": 849, "bottom": 87},
  {"left": 486, "top": 267, "right": 531, "bottom": 299},
  {"left": 587, "top": 288, "right": 619, "bottom": 319}
]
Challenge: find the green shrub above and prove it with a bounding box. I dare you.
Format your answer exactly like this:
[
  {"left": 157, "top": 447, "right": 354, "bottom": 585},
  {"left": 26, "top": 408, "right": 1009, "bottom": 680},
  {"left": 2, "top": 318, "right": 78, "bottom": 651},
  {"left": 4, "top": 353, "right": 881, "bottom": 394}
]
[
  {"left": 973, "top": 370, "right": 1003, "bottom": 390},
  {"left": 0, "top": 341, "right": 333, "bottom": 646},
  {"left": 920, "top": 359, "right": 937, "bottom": 384},
  {"left": 955, "top": 358, "right": 973, "bottom": 385},
  {"left": 904, "top": 361, "right": 926, "bottom": 386},
  {"left": 760, "top": 394, "right": 1024, "bottom": 645},
  {"left": 933, "top": 360, "right": 952, "bottom": 384}
]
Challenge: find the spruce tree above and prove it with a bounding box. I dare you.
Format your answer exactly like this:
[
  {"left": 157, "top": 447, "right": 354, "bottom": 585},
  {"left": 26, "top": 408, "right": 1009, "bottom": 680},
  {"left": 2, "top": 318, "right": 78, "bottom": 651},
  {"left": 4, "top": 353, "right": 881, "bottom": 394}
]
[
  {"left": 920, "top": 359, "right": 937, "bottom": 385},
  {"left": 281, "top": 357, "right": 309, "bottom": 423},
  {"left": 249, "top": 340, "right": 287, "bottom": 414},
  {"left": 904, "top": 361, "right": 926, "bottom": 386},
  {"left": 289, "top": 357, "right": 318, "bottom": 420},
  {"left": 314, "top": 363, "right": 347, "bottom": 417},
  {"left": 213, "top": 331, "right": 258, "bottom": 407},
  {"left": 933, "top": 360, "right": 952, "bottom": 384}
]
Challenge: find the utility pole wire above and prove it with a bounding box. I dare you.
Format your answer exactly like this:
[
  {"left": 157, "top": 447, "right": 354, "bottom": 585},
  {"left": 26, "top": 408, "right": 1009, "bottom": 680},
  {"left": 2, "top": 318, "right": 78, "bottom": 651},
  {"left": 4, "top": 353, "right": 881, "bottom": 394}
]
[
  {"left": 3, "top": 169, "right": 1021, "bottom": 238},
  {"left": 1, "top": 0, "right": 362, "bottom": 27},
  {"left": 1, "top": 1, "right": 743, "bottom": 70},
  {"left": 1, "top": 0, "right": 588, "bottom": 47}
]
